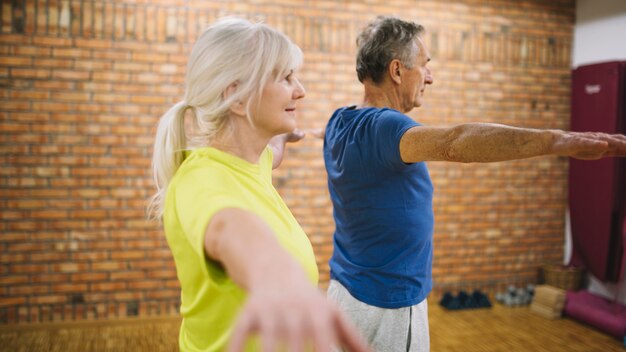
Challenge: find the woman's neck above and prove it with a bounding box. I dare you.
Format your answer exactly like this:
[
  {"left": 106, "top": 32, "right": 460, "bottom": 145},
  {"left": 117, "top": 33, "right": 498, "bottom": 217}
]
[{"left": 209, "top": 119, "right": 270, "bottom": 164}]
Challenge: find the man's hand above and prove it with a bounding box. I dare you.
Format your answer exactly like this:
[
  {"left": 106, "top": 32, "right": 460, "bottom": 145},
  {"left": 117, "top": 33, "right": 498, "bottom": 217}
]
[
  {"left": 285, "top": 128, "right": 306, "bottom": 143},
  {"left": 269, "top": 129, "right": 305, "bottom": 169},
  {"left": 303, "top": 127, "right": 325, "bottom": 140},
  {"left": 552, "top": 131, "right": 626, "bottom": 160}
]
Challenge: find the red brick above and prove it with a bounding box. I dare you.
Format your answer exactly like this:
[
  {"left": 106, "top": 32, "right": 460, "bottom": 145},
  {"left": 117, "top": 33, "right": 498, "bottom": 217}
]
[
  {"left": 71, "top": 145, "right": 108, "bottom": 154},
  {"left": 8, "top": 241, "right": 51, "bottom": 251},
  {"left": 47, "top": 199, "right": 87, "bottom": 208},
  {"left": 52, "top": 47, "right": 91, "bottom": 59},
  {"left": 52, "top": 283, "right": 89, "bottom": 293},
  {"left": 73, "top": 251, "right": 110, "bottom": 261},
  {"left": 0, "top": 297, "right": 27, "bottom": 307},
  {"left": 10, "top": 284, "right": 50, "bottom": 295},
  {"left": 0, "top": 253, "right": 28, "bottom": 263},
  {"left": 3, "top": 101, "right": 31, "bottom": 111},
  {"left": 111, "top": 251, "right": 145, "bottom": 260},
  {"left": 33, "top": 58, "right": 74, "bottom": 68},
  {"left": 146, "top": 270, "right": 176, "bottom": 279},
  {"left": 31, "top": 273, "right": 71, "bottom": 283},
  {"left": 10, "top": 68, "right": 51, "bottom": 79},
  {"left": 0, "top": 56, "right": 33, "bottom": 66},
  {"left": 7, "top": 199, "right": 46, "bottom": 209},
  {"left": 0, "top": 275, "right": 29, "bottom": 285},
  {"left": 47, "top": 220, "right": 89, "bottom": 230},
  {"left": 11, "top": 45, "right": 52, "bottom": 56},
  {"left": 110, "top": 188, "right": 144, "bottom": 199},
  {"left": 0, "top": 122, "right": 29, "bottom": 133},
  {"left": 11, "top": 112, "right": 50, "bottom": 122},
  {"left": 73, "top": 38, "right": 112, "bottom": 50},
  {"left": 92, "top": 282, "right": 127, "bottom": 292},
  {"left": 92, "top": 261, "right": 127, "bottom": 272},
  {"left": 51, "top": 263, "right": 83, "bottom": 273},
  {"left": 28, "top": 185, "right": 67, "bottom": 197},
  {"left": 71, "top": 167, "right": 110, "bottom": 177},
  {"left": 71, "top": 210, "right": 108, "bottom": 219},
  {"left": 113, "top": 62, "right": 150, "bottom": 72},
  {"left": 30, "top": 295, "right": 66, "bottom": 304},
  {"left": 111, "top": 292, "right": 143, "bottom": 301},
  {"left": 51, "top": 69, "right": 91, "bottom": 81},
  {"left": 93, "top": 93, "right": 130, "bottom": 103},
  {"left": 76, "top": 82, "right": 113, "bottom": 92},
  {"left": 50, "top": 92, "right": 91, "bottom": 102},
  {"left": 33, "top": 80, "right": 75, "bottom": 90},
  {"left": 71, "top": 272, "right": 108, "bottom": 282},
  {"left": 10, "top": 264, "right": 49, "bottom": 274},
  {"left": 90, "top": 219, "right": 125, "bottom": 230},
  {"left": 9, "top": 90, "right": 50, "bottom": 100},
  {"left": 128, "top": 280, "right": 163, "bottom": 290},
  {"left": 92, "top": 71, "right": 130, "bottom": 82},
  {"left": 91, "top": 50, "right": 130, "bottom": 60},
  {"left": 74, "top": 60, "right": 113, "bottom": 70},
  {"left": 110, "top": 271, "right": 146, "bottom": 280}
]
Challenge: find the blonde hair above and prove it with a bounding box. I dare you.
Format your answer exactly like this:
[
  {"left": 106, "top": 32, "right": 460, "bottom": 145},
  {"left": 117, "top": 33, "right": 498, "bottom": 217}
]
[{"left": 148, "top": 17, "right": 303, "bottom": 219}]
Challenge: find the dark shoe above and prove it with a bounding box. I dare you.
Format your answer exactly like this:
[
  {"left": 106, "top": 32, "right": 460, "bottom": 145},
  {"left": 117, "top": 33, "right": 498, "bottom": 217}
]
[
  {"left": 472, "top": 290, "right": 492, "bottom": 308},
  {"left": 440, "top": 292, "right": 462, "bottom": 310}
]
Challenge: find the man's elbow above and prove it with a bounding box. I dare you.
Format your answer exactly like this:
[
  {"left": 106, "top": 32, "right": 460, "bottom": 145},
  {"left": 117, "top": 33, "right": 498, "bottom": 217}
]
[
  {"left": 442, "top": 145, "right": 472, "bottom": 163},
  {"left": 441, "top": 126, "right": 471, "bottom": 163}
]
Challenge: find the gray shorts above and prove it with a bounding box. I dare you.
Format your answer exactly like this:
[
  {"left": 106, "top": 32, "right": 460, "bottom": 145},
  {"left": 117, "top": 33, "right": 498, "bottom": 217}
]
[{"left": 327, "top": 279, "right": 430, "bottom": 352}]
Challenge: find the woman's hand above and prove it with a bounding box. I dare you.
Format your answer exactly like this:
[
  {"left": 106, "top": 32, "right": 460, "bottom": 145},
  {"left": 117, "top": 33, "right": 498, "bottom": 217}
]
[
  {"left": 205, "top": 209, "right": 370, "bottom": 352},
  {"left": 228, "top": 282, "right": 369, "bottom": 352}
]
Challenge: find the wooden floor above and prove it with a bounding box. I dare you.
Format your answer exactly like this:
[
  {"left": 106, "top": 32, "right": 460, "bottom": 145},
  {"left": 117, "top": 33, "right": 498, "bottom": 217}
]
[
  {"left": 429, "top": 303, "right": 623, "bottom": 352},
  {"left": 0, "top": 303, "right": 623, "bottom": 351}
]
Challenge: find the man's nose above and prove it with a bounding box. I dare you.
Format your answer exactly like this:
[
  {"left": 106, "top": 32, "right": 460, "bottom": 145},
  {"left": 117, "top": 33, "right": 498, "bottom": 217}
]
[{"left": 425, "top": 67, "right": 434, "bottom": 85}]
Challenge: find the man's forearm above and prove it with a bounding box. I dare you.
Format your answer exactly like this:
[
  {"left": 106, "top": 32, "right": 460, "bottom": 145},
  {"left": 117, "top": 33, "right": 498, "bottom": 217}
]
[
  {"left": 401, "top": 123, "right": 625, "bottom": 163},
  {"left": 444, "top": 123, "right": 556, "bottom": 163}
]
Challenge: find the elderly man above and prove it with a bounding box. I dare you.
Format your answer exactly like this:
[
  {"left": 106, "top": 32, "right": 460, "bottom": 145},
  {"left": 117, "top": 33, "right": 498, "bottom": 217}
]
[{"left": 323, "top": 16, "right": 626, "bottom": 351}]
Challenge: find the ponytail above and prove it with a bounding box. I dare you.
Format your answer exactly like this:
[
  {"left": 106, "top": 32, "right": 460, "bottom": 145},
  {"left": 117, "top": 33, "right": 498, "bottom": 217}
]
[{"left": 148, "top": 101, "right": 190, "bottom": 219}]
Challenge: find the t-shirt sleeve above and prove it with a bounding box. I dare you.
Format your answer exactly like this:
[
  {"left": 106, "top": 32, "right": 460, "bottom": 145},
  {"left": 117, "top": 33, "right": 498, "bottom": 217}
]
[
  {"left": 171, "top": 167, "right": 250, "bottom": 261},
  {"left": 368, "top": 110, "right": 420, "bottom": 170}
]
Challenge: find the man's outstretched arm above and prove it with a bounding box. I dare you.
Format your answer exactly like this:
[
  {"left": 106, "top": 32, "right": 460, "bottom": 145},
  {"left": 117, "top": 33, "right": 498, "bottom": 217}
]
[{"left": 399, "top": 123, "right": 626, "bottom": 163}]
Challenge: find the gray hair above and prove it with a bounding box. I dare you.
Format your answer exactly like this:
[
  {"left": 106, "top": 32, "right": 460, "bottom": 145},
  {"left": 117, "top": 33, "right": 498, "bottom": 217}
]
[
  {"left": 356, "top": 16, "right": 424, "bottom": 84},
  {"left": 148, "top": 17, "right": 303, "bottom": 219}
]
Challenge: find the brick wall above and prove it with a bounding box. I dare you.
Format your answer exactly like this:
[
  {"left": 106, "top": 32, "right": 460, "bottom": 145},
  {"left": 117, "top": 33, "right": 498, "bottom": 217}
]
[{"left": 1, "top": 0, "right": 575, "bottom": 323}]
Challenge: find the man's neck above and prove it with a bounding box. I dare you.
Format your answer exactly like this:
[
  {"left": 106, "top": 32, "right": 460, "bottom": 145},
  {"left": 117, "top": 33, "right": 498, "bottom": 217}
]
[{"left": 361, "top": 80, "right": 405, "bottom": 112}]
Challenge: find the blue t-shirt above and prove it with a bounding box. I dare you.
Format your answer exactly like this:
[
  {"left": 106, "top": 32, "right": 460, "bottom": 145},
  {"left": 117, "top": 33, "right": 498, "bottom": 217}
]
[{"left": 324, "top": 106, "right": 434, "bottom": 309}]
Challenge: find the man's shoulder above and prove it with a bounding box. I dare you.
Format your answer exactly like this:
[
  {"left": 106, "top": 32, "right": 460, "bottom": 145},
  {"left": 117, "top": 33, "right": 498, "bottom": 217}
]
[
  {"left": 375, "top": 108, "right": 413, "bottom": 121},
  {"left": 330, "top": 106, "right": 407, "bottom": 121}
]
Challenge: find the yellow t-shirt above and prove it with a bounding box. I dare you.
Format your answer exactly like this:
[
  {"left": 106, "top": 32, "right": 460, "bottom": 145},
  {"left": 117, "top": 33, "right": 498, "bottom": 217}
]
[{"left": 163, "top": 146, "right": 319, "bottom": 351}]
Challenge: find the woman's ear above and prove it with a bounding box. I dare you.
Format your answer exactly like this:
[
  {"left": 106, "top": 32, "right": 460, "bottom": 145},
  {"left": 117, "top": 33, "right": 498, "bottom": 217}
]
[{"left": 223, "top": 82, "right": 246, "bottom": 116}]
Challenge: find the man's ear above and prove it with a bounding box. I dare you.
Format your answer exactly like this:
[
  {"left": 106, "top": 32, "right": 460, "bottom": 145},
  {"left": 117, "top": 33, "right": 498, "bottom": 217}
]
[
  {"left": 389, "top": 59, "right": 402, "bottom": 85},
  {"left": 223, "top": 82, "right": 246, "bottom": 116}
]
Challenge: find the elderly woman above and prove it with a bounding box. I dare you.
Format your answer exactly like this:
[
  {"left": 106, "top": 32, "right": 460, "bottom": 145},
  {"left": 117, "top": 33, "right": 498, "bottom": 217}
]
[{"left": 149, "top": 18, "right": 368, "bottom": 352}]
